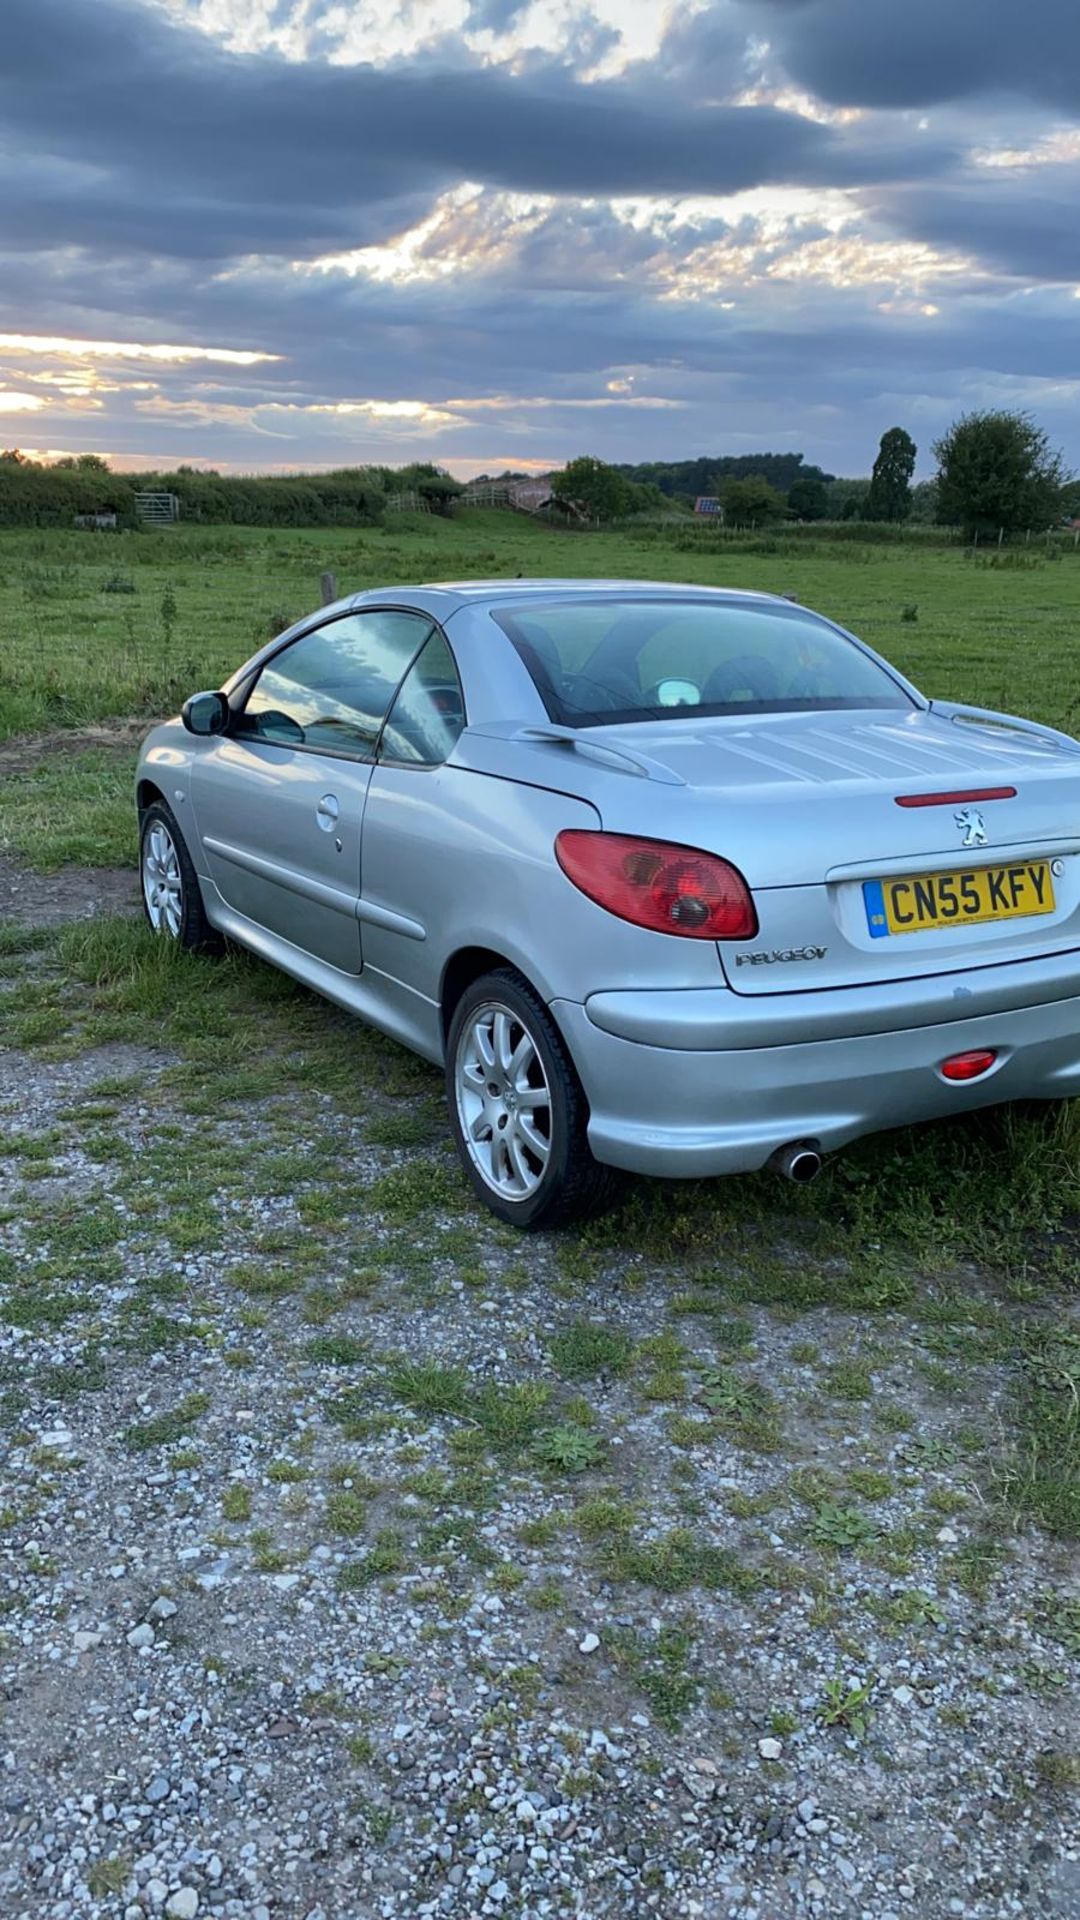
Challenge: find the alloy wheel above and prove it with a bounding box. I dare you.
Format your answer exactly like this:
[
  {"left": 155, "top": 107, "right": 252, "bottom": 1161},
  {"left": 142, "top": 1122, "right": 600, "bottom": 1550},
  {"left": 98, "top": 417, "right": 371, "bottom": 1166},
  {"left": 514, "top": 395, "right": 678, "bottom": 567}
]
[
  {"left": 454, "top": 1001, "right": 554, "bottom": 1199},
  {"left": 142, "top": 821, "right": 183, "bottom": 937}
]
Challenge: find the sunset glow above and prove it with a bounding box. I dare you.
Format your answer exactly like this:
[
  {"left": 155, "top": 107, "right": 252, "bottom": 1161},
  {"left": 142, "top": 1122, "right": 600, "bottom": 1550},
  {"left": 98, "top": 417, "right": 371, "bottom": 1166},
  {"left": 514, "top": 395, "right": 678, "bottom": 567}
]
[
  {"left": 1, "top": 0, "right": 1075, "bottom": 475},
  {"left": 0, "top": 334, "right": 280, "bottom": 366}
]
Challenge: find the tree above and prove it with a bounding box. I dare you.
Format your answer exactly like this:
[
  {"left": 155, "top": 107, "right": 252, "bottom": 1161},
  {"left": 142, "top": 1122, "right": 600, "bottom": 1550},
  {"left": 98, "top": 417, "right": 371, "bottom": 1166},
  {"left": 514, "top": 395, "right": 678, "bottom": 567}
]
[
  {"left": 1059, "top": 478, "right": 1080, "bottom": 522},
  {"left": 787, "top": 478, "right": 828, "bottom": 521},
  {"left": 934, "top": 410, "right": 1068, "bottom": 538},
  {"left": 614, "top": 453, "right": 833, "bottom": 501},
  {"left": 825, "top": 478, "right": 869, "bottom": 521},
  {"left": 867, "top": 427, "right": 916, "bottom": 521},
  {"left": 908, "top": 479, "right": 940, "bottom": 525},
  {"left": 393, "top": 461, "right": 463, "bottom": 515},
  {"left": 550, "top": 456, "right": 635, "bottom": 522},
  {"left": 720, "top": 474, "right": 785, "bottom": 527}
]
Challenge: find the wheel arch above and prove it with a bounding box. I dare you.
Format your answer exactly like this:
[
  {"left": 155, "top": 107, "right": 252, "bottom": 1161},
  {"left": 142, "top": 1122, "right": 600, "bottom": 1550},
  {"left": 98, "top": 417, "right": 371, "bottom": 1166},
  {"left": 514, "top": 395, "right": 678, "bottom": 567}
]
[
  {"left": 136, "top": 777, "right": 167, "bottom": 815},
  {"left": 439, "top": 944, "right": 589, "bottom": 1099},
  {"left": 440, "top": 945, "right": 524, "bottom": 1040}
]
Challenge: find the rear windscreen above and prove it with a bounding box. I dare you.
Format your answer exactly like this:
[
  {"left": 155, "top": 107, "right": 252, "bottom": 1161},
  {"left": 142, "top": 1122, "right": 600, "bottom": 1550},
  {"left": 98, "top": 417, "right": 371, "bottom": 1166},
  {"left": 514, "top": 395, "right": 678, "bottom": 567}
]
[{"left": 494, "top": 598, "right": 914, "bottom": 728}]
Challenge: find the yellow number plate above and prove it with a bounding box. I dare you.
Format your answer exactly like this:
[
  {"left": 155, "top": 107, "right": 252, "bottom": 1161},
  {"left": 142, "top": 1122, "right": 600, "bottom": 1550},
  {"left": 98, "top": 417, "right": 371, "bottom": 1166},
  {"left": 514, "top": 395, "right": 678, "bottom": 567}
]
[{"left": 863, "top": 861, "right": 1055, "bottom": 938}]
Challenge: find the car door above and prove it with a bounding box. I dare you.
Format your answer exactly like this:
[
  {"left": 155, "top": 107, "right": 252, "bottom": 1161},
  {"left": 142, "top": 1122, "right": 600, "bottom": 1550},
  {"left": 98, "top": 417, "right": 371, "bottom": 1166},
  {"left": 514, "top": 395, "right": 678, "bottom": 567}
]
[
  {"left": 354, "top": 629, "right": 468, "bottom": 1031},
  {"left": 190, "top": 608, "right": 436, "bottom": 974}
]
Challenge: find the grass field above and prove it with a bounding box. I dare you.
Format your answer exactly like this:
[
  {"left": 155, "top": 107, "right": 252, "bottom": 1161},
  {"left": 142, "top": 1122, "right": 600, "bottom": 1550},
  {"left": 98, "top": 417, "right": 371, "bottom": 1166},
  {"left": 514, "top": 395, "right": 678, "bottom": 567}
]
[
  {"left": 2, "top": 510, "right": 1079, "bottom": 871},
  {"left": 2, "top": 511, "right": 1079, "bottom": 739},
  {"left": 6, "top": 518, "right": 1076, "bottom": 1320},
  {"left": 3, "top": 519, "right": 1080, "bottom": 1906}
]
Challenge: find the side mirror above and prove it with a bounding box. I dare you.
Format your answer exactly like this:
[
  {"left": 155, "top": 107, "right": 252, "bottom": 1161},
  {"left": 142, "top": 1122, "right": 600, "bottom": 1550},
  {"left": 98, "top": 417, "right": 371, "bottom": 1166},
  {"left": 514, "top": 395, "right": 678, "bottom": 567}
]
[{"left": 182, "top": 690, "right": 230, "bottom": 736}]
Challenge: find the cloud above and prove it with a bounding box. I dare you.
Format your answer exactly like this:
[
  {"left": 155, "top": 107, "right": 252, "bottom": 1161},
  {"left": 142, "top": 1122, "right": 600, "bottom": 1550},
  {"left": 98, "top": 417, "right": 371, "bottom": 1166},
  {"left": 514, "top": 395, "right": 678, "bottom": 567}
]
[
  {"left": 0, "top": 0, "right": 1077, "bottom": 476},
  {"left": 0, "top": 333, "right": 278, "bottom": 365},
  {"left": 736, "top": 0, "right": 1080, "bottom": 114},
  {"left": 0, "top": 0, "right": 958, "bottom": 271},
  {"left": 464, "top": 0, "right": 531, "bottom": 32},
  {"left": 873, "top": 165, "right": 1080, "bottom": 285}
]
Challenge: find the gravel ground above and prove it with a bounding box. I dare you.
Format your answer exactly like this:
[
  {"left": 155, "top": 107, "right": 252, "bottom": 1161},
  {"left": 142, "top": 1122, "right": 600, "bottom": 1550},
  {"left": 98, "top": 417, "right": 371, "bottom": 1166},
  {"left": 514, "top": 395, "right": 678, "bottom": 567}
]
[
  {"left": 0, "top": 851, "right": 137, "bottom": 927},
  {"left": 1, "top": 858, "right": 1079, "bottom": 1920}
]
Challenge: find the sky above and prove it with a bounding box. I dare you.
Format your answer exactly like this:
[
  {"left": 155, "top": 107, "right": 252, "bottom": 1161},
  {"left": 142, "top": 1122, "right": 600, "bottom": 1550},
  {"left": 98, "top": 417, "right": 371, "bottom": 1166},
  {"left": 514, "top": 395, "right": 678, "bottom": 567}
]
[{"left": 1, "top": 0, "right": 1078, "bottom": 479}]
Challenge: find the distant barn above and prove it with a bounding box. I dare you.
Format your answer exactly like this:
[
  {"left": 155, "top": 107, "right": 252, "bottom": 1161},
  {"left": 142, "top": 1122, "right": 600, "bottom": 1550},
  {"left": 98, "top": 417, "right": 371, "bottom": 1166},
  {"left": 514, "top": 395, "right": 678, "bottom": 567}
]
[
  {"left": 507, "top": 480, "right": 553, "bottom": 512},
  {"left": 694, "top": 496, "right": 723, "bottom": 517}
]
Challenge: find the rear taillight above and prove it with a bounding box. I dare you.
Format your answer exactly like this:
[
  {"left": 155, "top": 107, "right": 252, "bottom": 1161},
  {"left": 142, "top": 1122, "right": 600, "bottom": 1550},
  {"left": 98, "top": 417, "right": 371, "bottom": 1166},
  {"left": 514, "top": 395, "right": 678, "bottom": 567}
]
[{"left": 555, "top": 830, "right": 758, "bottom": 940}]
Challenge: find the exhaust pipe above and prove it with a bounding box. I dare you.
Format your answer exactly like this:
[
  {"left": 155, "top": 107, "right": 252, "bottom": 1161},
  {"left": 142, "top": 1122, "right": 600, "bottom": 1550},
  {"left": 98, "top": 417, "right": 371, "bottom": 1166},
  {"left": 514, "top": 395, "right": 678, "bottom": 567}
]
[{"left": 769, "top": 1141, "right": 823, "bottom": 1185}]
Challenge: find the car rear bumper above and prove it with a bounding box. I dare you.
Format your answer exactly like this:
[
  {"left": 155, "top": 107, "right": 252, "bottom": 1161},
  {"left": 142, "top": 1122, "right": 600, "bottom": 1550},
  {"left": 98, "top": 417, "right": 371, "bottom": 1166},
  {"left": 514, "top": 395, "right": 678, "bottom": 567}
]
[{"left": 552, "top": 962, "right": 1080, "bottom": 1176}]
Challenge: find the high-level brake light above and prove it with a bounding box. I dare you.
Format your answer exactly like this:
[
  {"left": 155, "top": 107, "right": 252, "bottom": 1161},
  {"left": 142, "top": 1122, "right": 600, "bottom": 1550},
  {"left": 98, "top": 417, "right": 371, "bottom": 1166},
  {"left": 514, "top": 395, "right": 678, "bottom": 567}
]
[{"left": 895, "top": 787, "right": 1016, "bottom": 809}]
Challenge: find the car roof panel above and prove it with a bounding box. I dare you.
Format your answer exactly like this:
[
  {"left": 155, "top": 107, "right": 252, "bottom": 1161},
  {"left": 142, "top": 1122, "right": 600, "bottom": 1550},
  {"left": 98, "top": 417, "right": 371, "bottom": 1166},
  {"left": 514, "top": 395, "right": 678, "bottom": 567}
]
[{"left": 347, "top": 579, "right": 784, "bottom": 616}]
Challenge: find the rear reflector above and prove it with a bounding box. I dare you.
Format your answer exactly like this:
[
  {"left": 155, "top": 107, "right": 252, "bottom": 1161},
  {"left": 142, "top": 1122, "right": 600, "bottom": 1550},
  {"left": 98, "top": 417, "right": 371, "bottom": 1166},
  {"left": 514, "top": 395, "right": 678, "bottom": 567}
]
[
  {"left": 896, "top": 787, "right": 1016, "bottom": 808},
  {"left": 940, "top": 1049, "right": 998, "bottom": 1082}
]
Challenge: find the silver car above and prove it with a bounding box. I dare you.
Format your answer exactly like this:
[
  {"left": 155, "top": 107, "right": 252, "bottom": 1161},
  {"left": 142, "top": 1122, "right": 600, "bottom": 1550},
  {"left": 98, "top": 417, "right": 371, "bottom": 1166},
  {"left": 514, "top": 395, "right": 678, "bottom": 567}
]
[{"left": 136, "top": 578, "right": 1080, "bottom": 1227}]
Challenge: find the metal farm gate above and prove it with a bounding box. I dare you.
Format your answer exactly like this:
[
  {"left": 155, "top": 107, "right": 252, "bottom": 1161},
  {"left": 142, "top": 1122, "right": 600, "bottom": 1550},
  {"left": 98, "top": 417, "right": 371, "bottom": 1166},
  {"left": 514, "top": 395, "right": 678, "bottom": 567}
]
[{"left": 134, "top": 492, "right": 181, "bottom": 526}]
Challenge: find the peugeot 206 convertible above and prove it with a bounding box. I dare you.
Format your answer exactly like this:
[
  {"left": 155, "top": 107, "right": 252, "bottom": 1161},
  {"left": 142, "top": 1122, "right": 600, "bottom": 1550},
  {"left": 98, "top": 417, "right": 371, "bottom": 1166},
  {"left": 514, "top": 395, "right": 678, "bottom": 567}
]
[{"left": 136, "top": 579, "right": 1080, "bottom": 1226}]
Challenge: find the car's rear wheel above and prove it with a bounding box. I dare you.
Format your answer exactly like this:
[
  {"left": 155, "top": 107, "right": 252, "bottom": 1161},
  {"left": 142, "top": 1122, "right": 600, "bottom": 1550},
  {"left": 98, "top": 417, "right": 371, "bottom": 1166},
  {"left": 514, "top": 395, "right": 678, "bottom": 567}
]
[
  {"left": 446, "top": 968, "right": 616, "bottom": 1228},
  {"left": 139, "top": 801, "right": 222, "bottom": 954}
]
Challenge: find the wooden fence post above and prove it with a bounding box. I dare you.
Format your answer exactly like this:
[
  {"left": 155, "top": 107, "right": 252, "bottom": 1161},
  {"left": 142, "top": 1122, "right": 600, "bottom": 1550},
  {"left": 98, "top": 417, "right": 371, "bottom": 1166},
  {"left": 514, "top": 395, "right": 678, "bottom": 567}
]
[{"left": 320, "top": 571, "right": 337, "bottom": 605}]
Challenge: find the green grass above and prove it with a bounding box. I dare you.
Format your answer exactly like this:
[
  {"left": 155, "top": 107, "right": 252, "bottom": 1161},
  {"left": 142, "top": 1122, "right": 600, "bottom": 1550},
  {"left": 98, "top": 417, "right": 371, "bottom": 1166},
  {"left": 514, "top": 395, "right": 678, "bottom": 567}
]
[
  {"left": 5, "top": 515, "right": 1080, "bottom": 1288},
  {"left": 2, "top": 512, "right": 1079, "bottom": 742},
  {"left": 123, "top": 1392, "right": 209, "bottom": 1451},
  {"left": 1002, "top": 1330, "right": 1080, "bottom": 1538},
  {"left": 326, "top": 1488, "right": 369, "bottom": 1536},
  {"left": 6, "top": 906, "right": 1077, "bottom": 1318},
  {"left": 609, "top": 1623, "right": 700, "bottom": 1731},
  {"left": 3, "top": 512, "right": 1080, "bottom": 1564},
  {"left": 306, "top": 1334, "right": 368, "bottom": 1367},
  {"left": 549, "top": 1321, "right": 635, "bottom": 1380},
  {"left": 605, "top": 1526, "right": 760, "bottom": 1597},
  {"left": 565, "top": 1097, "right": 1080, "bottom": 1292},
  {"left": 86, "top": 1859, "right": 130, "bottom": 1900},
  {"left": 337, "top": 1529, "right": 406, "bottom": 1591},
  {"left": 0, "top": 747, "right": 135, "bottom": 868},
  {"left": 222, "top": 1484, "right": 252, "bottom": 1522}
]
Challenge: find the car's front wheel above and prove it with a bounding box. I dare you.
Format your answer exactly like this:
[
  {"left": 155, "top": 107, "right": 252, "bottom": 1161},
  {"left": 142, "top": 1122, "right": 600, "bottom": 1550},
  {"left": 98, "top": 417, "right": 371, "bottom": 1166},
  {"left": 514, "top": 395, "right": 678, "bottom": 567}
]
[
  {"left": 139, "top": 800, "right": 222, "bottom": 954},
  {"left": 446, "top": 968, "right": 615, "bottom": 1228}
]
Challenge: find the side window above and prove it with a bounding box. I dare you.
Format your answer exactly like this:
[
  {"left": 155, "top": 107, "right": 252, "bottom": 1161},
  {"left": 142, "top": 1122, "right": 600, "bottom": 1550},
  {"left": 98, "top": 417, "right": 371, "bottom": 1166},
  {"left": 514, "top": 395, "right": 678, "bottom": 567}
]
[
  {"left": 378, "top": 631, "right": 465, "bottom": 767},
  {"left": 236, "top": 610, "right": 434, "bottom": 757}
]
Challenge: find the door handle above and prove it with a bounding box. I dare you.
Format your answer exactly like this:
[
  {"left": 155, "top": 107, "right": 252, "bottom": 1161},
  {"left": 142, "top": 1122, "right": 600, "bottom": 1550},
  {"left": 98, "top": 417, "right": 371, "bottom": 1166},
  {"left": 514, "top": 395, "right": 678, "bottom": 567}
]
[{"left": 316, "top": 793, "right": 340, "bottom": 831}]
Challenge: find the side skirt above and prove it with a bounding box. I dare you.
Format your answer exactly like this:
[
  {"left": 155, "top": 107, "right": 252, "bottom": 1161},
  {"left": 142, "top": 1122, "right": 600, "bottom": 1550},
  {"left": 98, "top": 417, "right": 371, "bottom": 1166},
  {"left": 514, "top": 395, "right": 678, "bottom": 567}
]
[{"left": 203, "top": 889, "right": 444, "bottom": 1067}]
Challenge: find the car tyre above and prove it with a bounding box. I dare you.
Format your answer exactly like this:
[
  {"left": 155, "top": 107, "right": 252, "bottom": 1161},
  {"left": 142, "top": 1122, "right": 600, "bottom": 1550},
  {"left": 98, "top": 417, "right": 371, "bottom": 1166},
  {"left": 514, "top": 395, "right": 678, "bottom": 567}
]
[
  {"left": 446, "top": 967, "right": 617, "bottom": 1229},
  {"left": 139, "top": 800, "right": 223, "bottom": 954}
]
